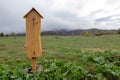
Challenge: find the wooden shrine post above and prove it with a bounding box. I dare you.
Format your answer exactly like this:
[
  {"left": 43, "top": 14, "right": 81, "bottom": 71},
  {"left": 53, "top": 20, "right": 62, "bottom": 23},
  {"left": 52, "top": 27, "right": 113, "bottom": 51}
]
[{"left": 24, "top": 8, "right": 43, "bottom": 71}]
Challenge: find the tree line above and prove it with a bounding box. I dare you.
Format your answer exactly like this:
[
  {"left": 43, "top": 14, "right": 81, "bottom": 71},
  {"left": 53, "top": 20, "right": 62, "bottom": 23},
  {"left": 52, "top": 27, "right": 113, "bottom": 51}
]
[
  {"left": 1, "top": 29, "right": 120, "bottom": 37},
  {"left": 0, "top": 32, "right": 16, "bottom": 37},
  {"left": 81, "top": 29, "right": 120, "bottom": 36}
]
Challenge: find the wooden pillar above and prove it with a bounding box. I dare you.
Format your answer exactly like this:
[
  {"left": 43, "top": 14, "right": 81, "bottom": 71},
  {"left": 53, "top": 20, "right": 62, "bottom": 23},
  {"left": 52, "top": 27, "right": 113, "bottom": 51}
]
[
  {"left": 32, "top": 57, "right": 37, "bottom": 71},
  {"left": 24, "top": 8, "right": 43, "bottom": 72}
]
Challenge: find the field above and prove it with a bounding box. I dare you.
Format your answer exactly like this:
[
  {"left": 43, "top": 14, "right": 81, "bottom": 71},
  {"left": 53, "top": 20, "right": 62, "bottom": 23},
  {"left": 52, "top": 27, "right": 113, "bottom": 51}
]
[{"left": 0, "top": 35, "right": 120, "bottom": 80}]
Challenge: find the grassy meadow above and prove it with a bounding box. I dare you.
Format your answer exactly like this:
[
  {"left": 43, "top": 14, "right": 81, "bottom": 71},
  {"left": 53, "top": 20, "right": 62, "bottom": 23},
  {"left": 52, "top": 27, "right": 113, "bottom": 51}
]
[
  {"left": 0, "top": 35, "right": 120, "bottom": 79},
  {"left": 0, "top": 35, "right": 120, "bottom": 62}
]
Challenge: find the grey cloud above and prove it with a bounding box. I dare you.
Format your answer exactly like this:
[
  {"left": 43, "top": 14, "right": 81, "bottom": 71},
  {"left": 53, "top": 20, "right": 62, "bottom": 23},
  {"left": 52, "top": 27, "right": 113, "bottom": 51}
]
[
  {"left": 0, "top": 6, "right": 25, "bottom": 33},
  {"left": 90, "top": 10, "right": 104, "bottom": 16},
  {"left": 106, "top": 0, "right": 120, "bottom": 5},
  {"left": 90, "top": 6, "right": 120, "bottom": 16},
  {"left": 0, "top": 0, "right": 120, "bottom": 33},
  {"left": 94, "top": 14, "right": 120, "bottom": 29},
  {"left": 95, "top": 14, "right": 120, "bottom": 22},
  {"left": 53, "top": 10, "right": 80, "bottom": 21},
  {"left": 42, "top": 19, "right": 72, "bottom": 31}
]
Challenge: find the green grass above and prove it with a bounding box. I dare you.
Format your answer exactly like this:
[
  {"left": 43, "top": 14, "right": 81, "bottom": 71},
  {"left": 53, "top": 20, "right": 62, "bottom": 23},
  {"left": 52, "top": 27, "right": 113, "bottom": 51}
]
[
  {"left": 0, "top": 35, "right": 120, "bottom": 64},
  {"left": 0, "top": 35, "right": 120, "bottom": 79},
  {"left": 42, "top": 35, "right": 120, "bottom": 53}
]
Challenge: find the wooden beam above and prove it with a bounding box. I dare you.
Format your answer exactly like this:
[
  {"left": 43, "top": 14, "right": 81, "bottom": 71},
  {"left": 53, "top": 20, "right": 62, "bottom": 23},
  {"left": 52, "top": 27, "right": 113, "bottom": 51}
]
[{"left": 32, "top": 57, "right": 37, "bottom": 71}]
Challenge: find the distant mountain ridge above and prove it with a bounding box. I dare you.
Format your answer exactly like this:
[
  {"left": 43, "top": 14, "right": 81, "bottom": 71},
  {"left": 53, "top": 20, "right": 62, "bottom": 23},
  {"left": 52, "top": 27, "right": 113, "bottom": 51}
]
[
  {"left": 41, "top": 28, "right": 116, "bottom": 36},
  {"left": 15, "top": 28, "right": 117, "bottom": 36}
]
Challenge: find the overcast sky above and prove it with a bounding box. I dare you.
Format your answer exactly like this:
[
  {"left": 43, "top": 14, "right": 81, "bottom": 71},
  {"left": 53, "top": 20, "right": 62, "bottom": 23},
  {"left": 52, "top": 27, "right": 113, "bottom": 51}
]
[{"left": 0, "top": 0, "right": 120, "bottom": 33}]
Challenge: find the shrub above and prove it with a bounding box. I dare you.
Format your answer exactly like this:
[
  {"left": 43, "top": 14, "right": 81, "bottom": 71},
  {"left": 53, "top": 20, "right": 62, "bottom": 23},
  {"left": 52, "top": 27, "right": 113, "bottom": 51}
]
[{"left": 0, "top": 32, "right": 4, "bottom": 37}]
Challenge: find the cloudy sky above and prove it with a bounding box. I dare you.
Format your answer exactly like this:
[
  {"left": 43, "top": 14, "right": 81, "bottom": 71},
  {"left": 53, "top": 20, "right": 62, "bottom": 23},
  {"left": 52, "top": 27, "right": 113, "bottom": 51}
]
[{"left": 0, "top": 0, "right": 120, "bottom": 33}]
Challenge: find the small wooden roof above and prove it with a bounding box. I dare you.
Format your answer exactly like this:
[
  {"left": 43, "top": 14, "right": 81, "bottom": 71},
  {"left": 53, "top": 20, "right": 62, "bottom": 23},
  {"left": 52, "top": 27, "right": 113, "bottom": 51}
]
[{"left": 24, "top": 8, "right": 43, "bottom": 18}]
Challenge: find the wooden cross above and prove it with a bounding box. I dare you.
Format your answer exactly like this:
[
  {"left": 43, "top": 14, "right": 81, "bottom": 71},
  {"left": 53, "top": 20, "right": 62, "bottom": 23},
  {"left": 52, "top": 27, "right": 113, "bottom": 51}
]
[{"left": 32, "top": 17, "right": 35, "bottom": 26}]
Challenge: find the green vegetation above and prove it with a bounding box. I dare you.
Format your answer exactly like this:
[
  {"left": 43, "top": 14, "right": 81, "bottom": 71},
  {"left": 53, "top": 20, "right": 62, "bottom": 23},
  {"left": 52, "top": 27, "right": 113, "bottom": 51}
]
[
  {"left": 0, "top": 32, "right": 4, "bottom": 37},
  {"left": 0, "top": 35, "right": 120, "bottom": 79},
  {"left": 81, "top": 30, "right": 117, "bottom": 36},
  {"left": 117, "top": 29, "right": 120, "bottom": 35}
]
